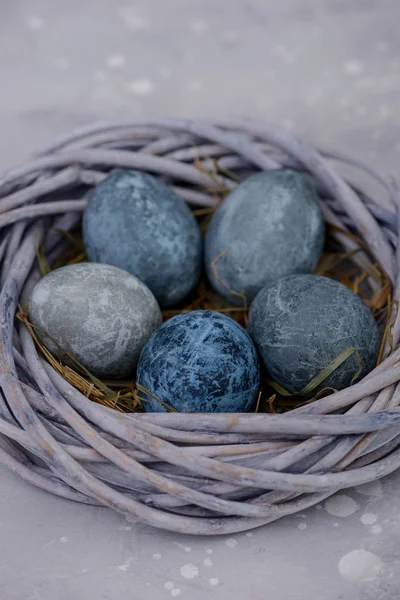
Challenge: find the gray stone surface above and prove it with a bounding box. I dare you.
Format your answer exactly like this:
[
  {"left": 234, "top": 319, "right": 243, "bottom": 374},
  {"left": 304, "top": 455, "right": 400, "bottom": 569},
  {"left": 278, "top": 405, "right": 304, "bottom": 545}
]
[
  {"left": 248, "top": 274, "right": 380, "bottom": 393},
  {"left": 29, "top": 263, "right": 162, "bottom": 379},
  {"left": 205, "top": 170, "right": 324, "bottom": 305},
  {"left": 83, "top": 170, "right": 202, "bottom": 307},
  {"left": 1, "top": 1, "right": 400, "bottom": 599}
]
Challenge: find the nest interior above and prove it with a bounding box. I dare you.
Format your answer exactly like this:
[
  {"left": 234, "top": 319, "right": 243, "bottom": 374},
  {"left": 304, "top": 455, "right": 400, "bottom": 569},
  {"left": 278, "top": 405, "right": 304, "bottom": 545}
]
[{"left": 0, "top": 117, "right": 400, "bottom": 535}]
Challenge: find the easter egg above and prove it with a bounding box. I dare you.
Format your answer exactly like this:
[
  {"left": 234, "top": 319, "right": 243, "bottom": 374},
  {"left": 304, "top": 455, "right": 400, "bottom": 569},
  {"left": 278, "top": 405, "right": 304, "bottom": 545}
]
[
  {"left": 29, "top": 263, "right": 162, "bottom": 379},
  {"left": 137, "top": 310, "right": 260, "bottom": 413},
  {"left": 248, "top": 274, "right": 380, "bottom": 394},
  {"left": 205, "top": 170, "right": 325, "bottom": 305},
  {"left": 82, "top": 169, "right": 202, "bottom": 308}
]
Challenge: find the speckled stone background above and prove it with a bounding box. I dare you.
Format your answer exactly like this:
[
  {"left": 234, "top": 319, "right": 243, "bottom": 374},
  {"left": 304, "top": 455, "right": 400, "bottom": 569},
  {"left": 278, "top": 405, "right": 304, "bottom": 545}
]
[{"left": 1, "top": 1, "right": 400, "bottom": 599}]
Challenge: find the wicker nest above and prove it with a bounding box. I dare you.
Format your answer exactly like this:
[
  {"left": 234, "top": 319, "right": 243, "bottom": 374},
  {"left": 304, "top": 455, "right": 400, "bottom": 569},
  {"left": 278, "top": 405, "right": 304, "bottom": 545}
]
[{"left": 1, "top": 117, "right": 400, "bottom": 536}]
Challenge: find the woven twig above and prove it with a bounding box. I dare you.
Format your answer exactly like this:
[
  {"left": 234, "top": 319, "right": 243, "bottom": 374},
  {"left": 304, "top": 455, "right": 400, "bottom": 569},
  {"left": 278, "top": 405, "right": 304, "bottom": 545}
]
[{"left": 0, "top": 118, "right": 399, "bottom": 535}]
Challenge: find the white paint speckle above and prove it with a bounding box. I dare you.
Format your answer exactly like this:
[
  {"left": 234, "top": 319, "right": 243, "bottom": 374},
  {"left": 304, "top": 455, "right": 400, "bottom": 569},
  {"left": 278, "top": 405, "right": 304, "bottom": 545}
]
[
  {"left": 325, "top": 495, "right": 358, "bottom": 518},
  {"left": 153, "top": 553, "right": 162, "bottom": 560},
  {"left": 274, "top": 44, "right": 287, "bottom": 55},
  {"left": 342, "top": 60, "right": 364, "bottom": 75},
  {"left": 308, "top": 87, "right": 322, "bottom": 104},
  {"left": 160, "top": 66, "right": 172, "bottom": 78},
  {"left": 204, "top": 558, "right": 213, "bottom": 567},
  {"left": 273, "top": 44, "right": 296, "bottom": 64},
  {"left": 127, "top": 79, "right": 154, "bottom": 96},
  {"left": 210, "top": 578, "right": 219, "bottom": 586},
  {"left": 284, "top": 52, "right": 296, "bottom": 64},
  {"left": 281, "top": 119, "right": 295, "bottom": 131},
  {"left": 338, "top": 550, "right": 383, "bottom": 582},
  {"left": 188, "top": 81, "right": 203, "bottom": 92},
  {"left": 59, "top": 537, "right": 68, "bottom": 543},
  {"left": 171, "top": 589, "right": 182, "bottom": 597},
  {"left": 225, "top": 538, "right": 238, "bottom": 548},
  {"left": 191, "top": 20, "right": 208, "bottom": 34},
  {"left": 173, "top": 542, "right": 191, "bottom": 553},
  {"left": 53, "top": 57, "right": 70, "bottom": 71},
  {"left": 371, "top": 525, "right": 382, "bottom": 535},
  {"left": 182, "top": 52, "right": 194, "bottom": 64},
  {"left": 118, "top": 7, "right": 148, "bottom": 30},
  {"left": 298, "top": 523, "right": 307, "bottom": 531},
  {"left": 32, "top": 284, "right": 51, "bottom": 307},
  {"left": 256, "top": 100, "right": 267, "bottom": 111},
  {"left": 379, "top": 105, "right": 392, "bottom": 119},
  {"left": 361, "top": 513, "right": 377, "bottom": 526},
  {"left": 355, "top": 106, "right": 368, "bottom": 117},
  {"left": 206, "top": 548, "right": 213, "bottom": 554},
  {"left": 376, "top": 41, "right": 388, "bottom": 52},
  {"left": 117, "top": 557, "right": 133, "bottom": 572},
  {"left": 246, "top": 532, "right": 253, "bottom": 537},
  {"left": 26, "top": 15, "right": 45, "bottom": 31},
  {"left": 316, "top": 505, "right": 322, "bottom": 510},
  {"left": 106, "top": 54, "right": 126, "bottom": 70},
  {"left": 94, "top": 70, "right": 107, "bottom": 82},
  {"left": 304, "top": 96, "right": 318, "bottom": 107},
  {"left": 180, "top": 564, "right": 199, "bottom": 579},
  {"left": 221, "top": 30, "right": 239, "bottom": 46},
  {"left": 164, "top": 582, "right": 175, "bottom": 590}
]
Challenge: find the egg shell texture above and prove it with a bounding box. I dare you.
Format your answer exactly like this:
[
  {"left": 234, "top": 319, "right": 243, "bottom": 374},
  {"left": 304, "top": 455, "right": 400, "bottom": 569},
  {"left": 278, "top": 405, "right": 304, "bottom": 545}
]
[
  {"left": 248, "top": 274, "right": 380, "bottom": 393},
  {"left": 205, "top": 170, "right": 325, "bottom": 305},
  {"left": 137, "top": 310, "right": 260, "bottom": 413},
  {"left": 29, "top": 263, "right": 162, "bottom": 379},
  {"left": 82, "top": 169, "right": 202, "bottom": 307}
]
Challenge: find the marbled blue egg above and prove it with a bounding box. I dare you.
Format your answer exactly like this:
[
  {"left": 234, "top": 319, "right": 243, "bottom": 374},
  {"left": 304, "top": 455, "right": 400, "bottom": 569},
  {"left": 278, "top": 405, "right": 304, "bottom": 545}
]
[
  {"left": 248, "top": 274, "right": 380, "bottom": 393},
  {"left": 29, "top": 263, "right": 162, "bottom": 380},
  {"left": 137, "top": 310, "right": 260, "bottom": 413},
  {"left": 82, "top": 169, "right": 202, "bottom": 307},
  {"left": 205, "top": 170, "right": 325, "bottom": 305}
]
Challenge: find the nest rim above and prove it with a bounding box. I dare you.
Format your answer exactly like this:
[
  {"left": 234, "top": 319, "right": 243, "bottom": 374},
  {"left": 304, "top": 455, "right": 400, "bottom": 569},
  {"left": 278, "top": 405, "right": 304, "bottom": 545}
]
[{"left": 0, "top": 117, "right": 399, "bottom": 536}]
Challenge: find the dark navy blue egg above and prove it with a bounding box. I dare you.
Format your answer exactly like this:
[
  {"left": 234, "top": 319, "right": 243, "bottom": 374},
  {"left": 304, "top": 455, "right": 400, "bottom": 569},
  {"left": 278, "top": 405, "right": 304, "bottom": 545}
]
[
  {"left": 82, "top": 169, "right": 202, "bottom": 308},
  {"left": 137, "top": 310, "right": 260, "bottom": 413}
]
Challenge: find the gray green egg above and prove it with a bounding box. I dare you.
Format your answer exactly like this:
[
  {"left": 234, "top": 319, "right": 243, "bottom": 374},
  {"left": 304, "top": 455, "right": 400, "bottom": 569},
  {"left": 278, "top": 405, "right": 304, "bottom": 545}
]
[
  {"left": 29, "top": 263, "right": 162, "bottom": 380},
  {"left": 248, "top": 274, "right": 380, "bottom": 394},
  {"left": 205, "top": 170, "right": 325, "bottom": 305}
]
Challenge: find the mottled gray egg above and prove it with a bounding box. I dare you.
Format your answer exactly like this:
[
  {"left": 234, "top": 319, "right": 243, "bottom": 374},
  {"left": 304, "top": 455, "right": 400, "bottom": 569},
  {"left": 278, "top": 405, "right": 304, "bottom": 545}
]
[
  {"left": 248, "top": 274, "right": 380, "bottom": 393},
  {"left": 29, "top": 263, "right": 162, "bottom": 379},
  {"left": 205, "top": 170, "right": 325, "bottom": 305},
  {"left": 82, "top": 169, "right": 202, "bottom": 308}
]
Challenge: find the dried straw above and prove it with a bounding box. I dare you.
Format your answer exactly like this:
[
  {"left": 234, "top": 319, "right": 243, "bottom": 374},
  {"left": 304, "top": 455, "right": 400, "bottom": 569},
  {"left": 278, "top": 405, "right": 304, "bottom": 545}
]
[{"left": 0, "top": 118, "right": 398, "bottom": 536}]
